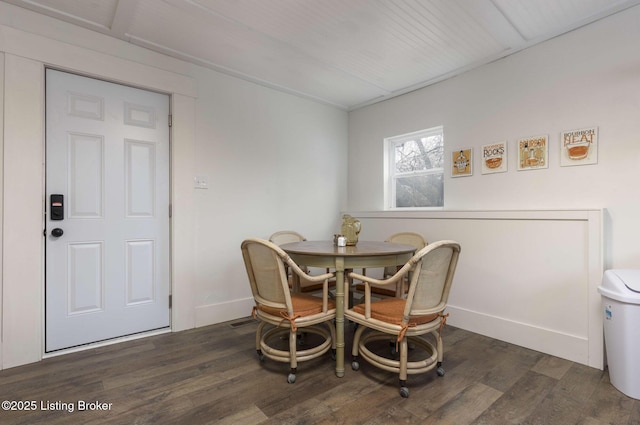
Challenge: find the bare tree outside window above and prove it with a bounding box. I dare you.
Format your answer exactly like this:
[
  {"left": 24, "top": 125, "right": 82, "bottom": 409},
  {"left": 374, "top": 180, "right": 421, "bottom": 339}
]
[{"left": 386, "top": 127, "right": 444, "bottom": 208}]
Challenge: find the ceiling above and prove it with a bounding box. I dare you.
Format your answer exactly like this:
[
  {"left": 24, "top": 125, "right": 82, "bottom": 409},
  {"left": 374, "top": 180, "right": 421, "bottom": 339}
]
[{"left": 3, "top": 0, "right": 640, "bottom": 110}]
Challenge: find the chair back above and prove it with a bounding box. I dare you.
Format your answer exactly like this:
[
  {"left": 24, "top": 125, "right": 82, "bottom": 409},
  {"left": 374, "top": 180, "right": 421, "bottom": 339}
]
[
  {"left": 403, "top": 240, "right": 460, "bottom": 317},
  {"left": 269, "top": 230, "right": 307, "bottom": 245},
  {"left": 269, "top": 231, "right": 309, "bottom": 275},
  {"left": 385, "top": 232, "right": 428, "bottom": 248},
  {"left": 241, "top": 238, "right": 293, "bottom": 311},
  {"left": 384, "top": 232, "right": 428, "bottom": 277}
]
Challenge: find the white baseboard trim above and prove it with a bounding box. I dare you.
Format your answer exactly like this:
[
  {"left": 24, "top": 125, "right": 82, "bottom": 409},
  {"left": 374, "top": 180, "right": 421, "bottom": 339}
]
[
  {"left": 446, "top": 305, "right": 593, "bottom": 368},
  {"left": 195, "top": 297, "right": 255, "bottom": 327},
  {"left": 193, "top": 299, "right": 599, "bottom": 368}
]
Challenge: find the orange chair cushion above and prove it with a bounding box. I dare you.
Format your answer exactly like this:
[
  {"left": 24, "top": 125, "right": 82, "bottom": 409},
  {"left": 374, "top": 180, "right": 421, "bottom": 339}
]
[
  {"left": 352, "top": 298, "right": 438, "bottom": 326},
  {"left": 259, "top": 293, "right": 336, "bottom": 317}
]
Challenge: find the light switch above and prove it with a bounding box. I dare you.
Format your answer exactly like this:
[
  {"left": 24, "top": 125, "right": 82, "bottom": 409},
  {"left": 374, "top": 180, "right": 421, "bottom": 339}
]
[{"left": 194, "top": 175, "right": 209, "bottom": 189}]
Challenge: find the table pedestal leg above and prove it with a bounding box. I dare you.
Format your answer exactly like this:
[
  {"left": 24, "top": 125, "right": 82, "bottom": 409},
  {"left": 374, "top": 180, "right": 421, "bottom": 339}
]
[{"left": 334, "top": 262, "right": 345, "bottom": 377}]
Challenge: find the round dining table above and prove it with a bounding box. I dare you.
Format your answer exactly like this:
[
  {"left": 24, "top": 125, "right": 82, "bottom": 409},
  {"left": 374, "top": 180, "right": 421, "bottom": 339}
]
[{"left": 280, "top": 240, "right": 416, "bottom": 378}]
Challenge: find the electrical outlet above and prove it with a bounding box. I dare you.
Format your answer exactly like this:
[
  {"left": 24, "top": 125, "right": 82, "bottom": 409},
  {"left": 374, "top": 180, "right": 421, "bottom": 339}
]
[{"left": 194, "top": 175, "right": 209, "bottom": 189}]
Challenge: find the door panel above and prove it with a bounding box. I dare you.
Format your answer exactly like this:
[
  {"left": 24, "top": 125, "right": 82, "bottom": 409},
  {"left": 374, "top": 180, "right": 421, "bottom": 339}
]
[
  {"left": 68, "top": 242, "right": 103, "bottom": 315},
  {"left": 69, "top": 133, "right": 104, "bottom": 218},
  {"left": 45, "top": 69, "right": 170, "bottom": 352},
  {"left": 125, "top": 240, "right": 155, "bottom": 305},
  {"left": 125, "top": 140, "right": 156, "bottom": 217}
]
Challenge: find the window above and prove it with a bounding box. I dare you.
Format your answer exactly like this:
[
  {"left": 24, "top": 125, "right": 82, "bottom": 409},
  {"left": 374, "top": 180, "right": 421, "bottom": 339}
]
[{"left": 385, "top": 126, "right": 444, "bottom": 209}]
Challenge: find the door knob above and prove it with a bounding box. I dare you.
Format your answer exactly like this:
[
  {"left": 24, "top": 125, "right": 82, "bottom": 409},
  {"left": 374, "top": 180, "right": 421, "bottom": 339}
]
[{"left": 51, "top": 228, "right": 64, "bottom": 237}]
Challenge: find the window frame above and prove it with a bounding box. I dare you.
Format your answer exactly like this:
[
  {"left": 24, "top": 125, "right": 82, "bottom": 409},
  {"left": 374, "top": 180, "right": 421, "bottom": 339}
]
[{"left": 384, "top": 126, "right": 444, "bottom": 210}]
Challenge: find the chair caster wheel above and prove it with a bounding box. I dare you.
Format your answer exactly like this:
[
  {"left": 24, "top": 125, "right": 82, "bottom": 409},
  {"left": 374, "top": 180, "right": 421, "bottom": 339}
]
[
  {"left": 400, "top": 387, "right": 409, "bottom": 398},
  {"left": 287, "top": 373, "right": 296, "bottom": 384},
  {"left": 437, "top": 366, "right": 445, "bottom": 377},
  {"left": 351, "top": 361, "right": 360, "bottom": 371}
]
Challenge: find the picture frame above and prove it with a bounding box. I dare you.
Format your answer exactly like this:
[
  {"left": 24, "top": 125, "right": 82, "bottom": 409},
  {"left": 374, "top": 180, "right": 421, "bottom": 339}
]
[
  {"left": 451, "top": 148, "right": 473, "bottom": 177},
  {"left": 517, "top": 135, "right": 548, "bottom": 171},
  {"left": 481, "top": 141, "right": 508, "bottom": 174},
  {"left": 560, "top": 126, "right": 598, "bottom": 166}
]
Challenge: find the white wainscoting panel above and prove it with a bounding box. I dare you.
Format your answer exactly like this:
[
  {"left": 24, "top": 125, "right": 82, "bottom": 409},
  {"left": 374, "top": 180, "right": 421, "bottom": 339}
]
[{"left": 347, "top": 210, "right": 604, "bottom": 369}]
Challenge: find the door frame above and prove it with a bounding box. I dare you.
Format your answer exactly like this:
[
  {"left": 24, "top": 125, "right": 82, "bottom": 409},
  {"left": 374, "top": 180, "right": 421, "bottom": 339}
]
[{"left": 1, "top": 24, "right": 197, "bottom": 369}]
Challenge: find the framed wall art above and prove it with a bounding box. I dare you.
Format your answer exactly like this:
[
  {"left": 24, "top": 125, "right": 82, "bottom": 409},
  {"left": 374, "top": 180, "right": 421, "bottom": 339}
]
[
  {"left": 560, "top": 126, "right": 598, "bottom": 166},
  {"left": 451, "top": 148, "right": 472, "bottom": 177},
  {"left": 517, "top": 135, "right": 548, "bottom": 171},
  {"left": 481, "top": 141, "right": 507, "bottom": 174}
]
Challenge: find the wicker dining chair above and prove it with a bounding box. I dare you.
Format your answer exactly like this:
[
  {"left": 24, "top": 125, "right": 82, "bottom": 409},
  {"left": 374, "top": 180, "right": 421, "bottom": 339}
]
[
  {"left": 268, "top": 230, "right": 308, "bottom": 246},
  {"left": 269, "top": 231, "right": 336, "bottom": 294},
  {"left": 354, "top": 232, "right": 428, "bottom": 298},
  {"left": 241, "top": 238, "right": 336, "bottom": 383},
  {"left": 345, "top": 240, "right": 461, "bottom": 397}
]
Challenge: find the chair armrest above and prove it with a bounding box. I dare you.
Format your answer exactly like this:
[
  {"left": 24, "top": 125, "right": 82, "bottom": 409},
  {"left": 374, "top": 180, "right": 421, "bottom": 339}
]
[
  {"left": 348, "top": 262, "right": 415, "bottom": 317},
  {"left": 285, "top": 256, "right": 335, "bottom": 311},
  {"left": 285, "top": 255, "right": 334, "bottom": 282},
  {"left": 349, "top": 268, "right": 407, "bottom": 287},
  {"left": 293, "top": 270, "right": 335, "bottom": 283}
]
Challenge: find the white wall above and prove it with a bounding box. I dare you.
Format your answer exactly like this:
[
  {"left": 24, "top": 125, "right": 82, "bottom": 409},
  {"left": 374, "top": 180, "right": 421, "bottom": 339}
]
[
  {"left": 191, "top": 68, "right": 348, "bottom": 325},
  {"left": 347, "top": 7, "right": 640, "bottom": 368},
  {"left": 0, "top": 3, "right": 347, "bottom": 369},
  {"left": 348, "top": 6, "right": 640, "bottom": 270}
]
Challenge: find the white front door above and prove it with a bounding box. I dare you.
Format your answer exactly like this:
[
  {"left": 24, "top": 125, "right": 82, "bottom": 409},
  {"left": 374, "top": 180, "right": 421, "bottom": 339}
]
[{"left": 45, "top": 69, "right": 170, "bottom": 352}]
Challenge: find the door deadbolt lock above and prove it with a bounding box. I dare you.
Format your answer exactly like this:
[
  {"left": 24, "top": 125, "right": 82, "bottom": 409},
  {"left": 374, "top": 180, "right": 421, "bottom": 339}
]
[{"left": 50, "top": 194, "right": 64, "bottom": 220}]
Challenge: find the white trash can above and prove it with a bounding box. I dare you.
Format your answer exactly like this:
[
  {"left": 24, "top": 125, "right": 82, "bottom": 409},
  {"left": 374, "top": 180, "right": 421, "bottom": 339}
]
[{"left": 598, "top": 269, "right": 640, "bottom": 400}]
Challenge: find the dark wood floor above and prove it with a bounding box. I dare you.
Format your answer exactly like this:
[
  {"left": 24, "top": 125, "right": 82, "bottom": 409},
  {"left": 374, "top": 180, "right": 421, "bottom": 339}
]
[{"left": 1, "top": 318, "right": 638, "bottom": 425}]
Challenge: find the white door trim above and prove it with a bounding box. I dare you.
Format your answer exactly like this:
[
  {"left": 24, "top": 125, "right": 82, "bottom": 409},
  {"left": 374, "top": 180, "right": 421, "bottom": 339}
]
[
  {"left": 0, "top": 52, "right": 5, "bottom": 370},
  {"left": 0, "top": 24, "right": 196, "bottom": 98},
  {"left": 1, "top": 24, "right": 197, "bottom": 369}
]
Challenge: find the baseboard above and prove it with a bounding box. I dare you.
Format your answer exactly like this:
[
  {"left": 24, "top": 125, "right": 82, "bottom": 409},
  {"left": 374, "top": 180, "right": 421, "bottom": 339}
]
[
  {"left": 446, "top": 305, "right": 592, "bottom": 367},
  {"left": 195, "top": 297, "right": 255, "bottom": 327},
  {"left": 194, "top": 298, "right": 597, "bottom": 368}
]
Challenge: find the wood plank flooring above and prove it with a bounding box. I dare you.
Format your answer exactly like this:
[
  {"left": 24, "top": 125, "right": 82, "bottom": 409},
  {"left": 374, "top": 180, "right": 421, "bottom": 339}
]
[{"left": 1, "top": 319, "right": 638, "bottom": 425}]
